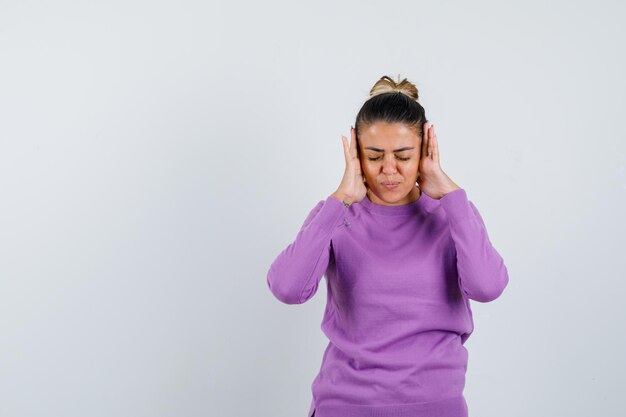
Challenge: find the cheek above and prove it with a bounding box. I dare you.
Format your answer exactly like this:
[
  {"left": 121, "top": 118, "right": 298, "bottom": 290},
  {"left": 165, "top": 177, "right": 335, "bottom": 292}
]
[
  {"left": 361, "top": 160, "right": 375, "bottom": 173},
  {"left": 404, "top": 161, "right": 420, "bottom": 177},
  {"left": 401, "top": 160, "right": 418, "bottom": 170}
]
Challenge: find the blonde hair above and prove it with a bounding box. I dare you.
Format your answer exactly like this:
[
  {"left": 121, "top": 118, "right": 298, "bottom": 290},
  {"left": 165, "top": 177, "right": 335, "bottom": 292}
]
[{"left": 368, "top": 74, "right": 419, "bottom": 102}]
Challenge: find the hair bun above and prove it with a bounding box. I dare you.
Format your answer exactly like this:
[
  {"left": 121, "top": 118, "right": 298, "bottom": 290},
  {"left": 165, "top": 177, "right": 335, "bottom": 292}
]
[{"left": 369, "top": 74, "right": 419, "bottom": 101}]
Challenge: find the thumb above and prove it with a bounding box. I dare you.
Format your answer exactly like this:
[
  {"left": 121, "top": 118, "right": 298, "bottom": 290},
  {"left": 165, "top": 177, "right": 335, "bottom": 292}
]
[{"left": 341, "top": 135, "right": 350, "bottom": 164}]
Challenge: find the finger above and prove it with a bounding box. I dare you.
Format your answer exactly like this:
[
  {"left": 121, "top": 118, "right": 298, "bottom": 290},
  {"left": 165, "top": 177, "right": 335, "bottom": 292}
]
[
  {"left": 350, "top": 126, "right": 358, "bottom": 159},
  {"left": 427, "top": 124, "right": 434, "bottom": 159},
  {"left": 431, "top": 125, "right": 439, "bottom": 163},
  {"left": 341, "top": 135, "right": 349, "bottom": 163}
]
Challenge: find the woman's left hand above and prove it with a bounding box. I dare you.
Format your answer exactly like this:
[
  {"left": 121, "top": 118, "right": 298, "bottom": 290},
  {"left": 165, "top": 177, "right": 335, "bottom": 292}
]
[{"left": 417, "top": 121, "right": 462, "bottom": 200}]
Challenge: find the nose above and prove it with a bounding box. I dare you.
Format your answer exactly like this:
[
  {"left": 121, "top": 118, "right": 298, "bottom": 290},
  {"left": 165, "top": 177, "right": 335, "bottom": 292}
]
[{"left": 382, "top": 156, "right": 398, "bottom": 174}]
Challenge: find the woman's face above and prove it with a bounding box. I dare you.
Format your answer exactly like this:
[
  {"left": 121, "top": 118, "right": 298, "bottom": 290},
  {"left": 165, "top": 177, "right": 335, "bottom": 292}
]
[{"left": 357, "top": 121, "right": 422, "bottom": 206}]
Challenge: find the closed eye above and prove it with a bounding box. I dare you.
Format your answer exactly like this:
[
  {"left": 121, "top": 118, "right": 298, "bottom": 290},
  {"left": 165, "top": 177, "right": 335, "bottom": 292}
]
[{"left": 368, "top": 156, "right": 411, "bottom": 161}]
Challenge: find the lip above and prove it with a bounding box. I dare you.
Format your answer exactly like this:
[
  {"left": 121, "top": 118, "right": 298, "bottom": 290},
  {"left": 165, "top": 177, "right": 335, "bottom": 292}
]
[{"left": 382, "top": 182, "right": 400, "bottom": 189}]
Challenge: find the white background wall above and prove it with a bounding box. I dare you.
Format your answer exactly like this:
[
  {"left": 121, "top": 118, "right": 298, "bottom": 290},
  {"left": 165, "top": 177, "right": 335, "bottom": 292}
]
[{"left": 1, "top": 1, "right": 624, "bottom": 416}]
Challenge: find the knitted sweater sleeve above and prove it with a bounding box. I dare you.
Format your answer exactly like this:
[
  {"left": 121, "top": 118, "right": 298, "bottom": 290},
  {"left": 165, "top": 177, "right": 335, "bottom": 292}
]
[
  {"left": 439, "top": 188, "right": 510, "bottom": 303},
  {"left": 267, "top": 195, "right": 346, "bottom": 304}
]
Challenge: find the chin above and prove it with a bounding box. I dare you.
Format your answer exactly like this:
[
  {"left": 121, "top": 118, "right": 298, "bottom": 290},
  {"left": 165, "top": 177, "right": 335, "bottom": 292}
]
[{"left": 378, "top": 188, "right": 409, "bottom": 201}]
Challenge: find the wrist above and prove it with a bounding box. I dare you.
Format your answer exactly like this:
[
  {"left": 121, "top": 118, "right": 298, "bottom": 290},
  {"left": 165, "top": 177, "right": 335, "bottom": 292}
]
[
  {"left": 439, "top": 184, "right": 462, "bottom": 199},
  {"left": 331, "top": 190, "right": 353, "bottom": 208}
]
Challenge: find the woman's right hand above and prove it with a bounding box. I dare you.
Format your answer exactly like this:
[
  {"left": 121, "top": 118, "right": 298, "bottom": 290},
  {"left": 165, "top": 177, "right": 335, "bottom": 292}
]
[{"left": 332, "top": 126, "right": 368, "bottom": 206}]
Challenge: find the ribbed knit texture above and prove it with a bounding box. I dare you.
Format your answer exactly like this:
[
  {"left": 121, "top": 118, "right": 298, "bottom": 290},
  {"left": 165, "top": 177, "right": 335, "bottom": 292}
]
[{"left": 267, "top": 187, "right": 509, "bottom": 417}]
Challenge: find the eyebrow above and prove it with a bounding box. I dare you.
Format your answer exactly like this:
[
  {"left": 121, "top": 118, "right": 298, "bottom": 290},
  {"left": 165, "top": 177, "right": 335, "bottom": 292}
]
[{"left": 364, "top": 146, "right": 415, "bottom": 152}]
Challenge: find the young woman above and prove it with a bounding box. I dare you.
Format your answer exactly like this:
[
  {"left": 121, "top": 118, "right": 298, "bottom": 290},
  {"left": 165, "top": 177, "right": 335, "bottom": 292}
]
[{"left": 267, "top": 75, "right": 509, "bottom": 417}]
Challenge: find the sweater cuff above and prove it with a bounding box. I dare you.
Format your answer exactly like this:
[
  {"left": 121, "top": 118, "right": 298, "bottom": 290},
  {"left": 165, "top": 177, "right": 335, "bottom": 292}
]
[
  {"left": 308, "top": 195, "right": 347, "bottom": 233},
  {"left": 439, "top": 188, "right": 474, "bottom": 223}
]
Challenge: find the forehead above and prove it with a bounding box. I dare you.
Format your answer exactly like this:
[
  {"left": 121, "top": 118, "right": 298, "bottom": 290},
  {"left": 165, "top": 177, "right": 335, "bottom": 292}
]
[{"left": 359, "top": 122, "right": 420, "bottom": 149}]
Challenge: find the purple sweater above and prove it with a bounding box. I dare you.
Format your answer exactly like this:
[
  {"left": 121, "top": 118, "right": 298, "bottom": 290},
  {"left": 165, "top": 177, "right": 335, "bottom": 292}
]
[{"left": 267, "top": 187, "right": 509, "bottom": 417}]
